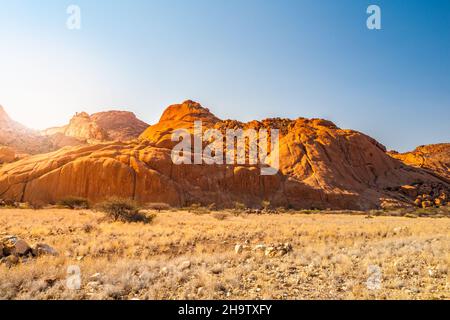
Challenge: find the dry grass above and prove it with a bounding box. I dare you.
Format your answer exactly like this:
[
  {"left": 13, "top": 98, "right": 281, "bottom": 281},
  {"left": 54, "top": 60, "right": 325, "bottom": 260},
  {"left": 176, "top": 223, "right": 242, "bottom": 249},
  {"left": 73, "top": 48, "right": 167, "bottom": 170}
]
[{"left": 0, "top": 208, "right": 449, "bottom": 300}]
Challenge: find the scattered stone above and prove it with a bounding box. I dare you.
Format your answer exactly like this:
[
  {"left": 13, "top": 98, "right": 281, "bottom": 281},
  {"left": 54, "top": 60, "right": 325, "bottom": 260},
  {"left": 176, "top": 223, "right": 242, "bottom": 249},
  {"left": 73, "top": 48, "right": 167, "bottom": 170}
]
[
  {"left": 87, "top": 281, "right": 101, "bottom": 290},
  {"left": 393, "top": 226, "right": 408, "bottom": 235},
  {"left": 234, "top": 242, "right": 293, "bottom": 258},
  {"left": 211, "top": 264, "right": 223, "bottom": 274},
  {"left": 414, "top": 198, "right": 422, "bottom": 207},
  {"left": 0, "top": 255, "right": 19, "bottom": 267},
  {"left": 12, "top": 239, "right": 31, "bottom": 256},
  {"left": 428, "top": 268, "right": 436, "bottom": 278},
  {"left": 264, "top": 246, "right": 276, "bottom": 257},
  {"left": 422, "top": 200, "right": 432, "bottom": 208},
  {"left": 2, "top": 237, "right": 31, "bottom": 256},
  {"left": 264, "top": 243, "right": 293, "bottom": 257},
  {"left": 253, "top": 244, "right": 267, "bottom": 254},
  {"left": 32, "top": 243, "right": 58, "bottom": 256},
  {"left": 1, "top": 235, "right": 18, "bottom": 249},
  {"left": 160, "top": 267, "right": 169, "bottom": 275},
  {"left": 0, "top": 236, "right": 59, "bottom": 265},
  {"left": 179, "top": 260, "right": 191, "bottom": 271},
  {"left": 90, "top": 273, "right": 102, "bottom": 281}
]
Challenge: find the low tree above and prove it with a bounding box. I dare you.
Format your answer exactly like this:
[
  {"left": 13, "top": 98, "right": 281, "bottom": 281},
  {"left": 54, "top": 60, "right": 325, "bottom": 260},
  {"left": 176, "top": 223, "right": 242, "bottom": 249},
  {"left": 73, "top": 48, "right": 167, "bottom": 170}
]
[{"left": 96, "top": 197, "right": 154, "bottom": 223}]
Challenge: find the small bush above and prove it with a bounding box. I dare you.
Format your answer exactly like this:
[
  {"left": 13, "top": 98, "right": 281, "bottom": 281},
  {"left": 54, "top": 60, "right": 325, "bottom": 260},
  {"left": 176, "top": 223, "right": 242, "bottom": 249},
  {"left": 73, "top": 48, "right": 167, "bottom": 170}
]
[
  {"left": 96, "top": 198, "right": 154, "bottom": 223},
  {"left": 58, "top": 196, "right": 90, "bottom": 209},
  {"left": 188, "top": 203, "right": 201, "bottom": 212},
  {"left": 188, "top": 203, "right": 209, "bottom": 215},
  {"left": 81, "top": 223, "right": 96, "bottom": 233},
  {"left": 145, "top": 202, "right": 171, "bottom": 212},
  {"left": 212, "top": 212, "right": 228, "bottom": 220},
  {"left": 276, "top": 206, "right": 287, "bottom": 213}
]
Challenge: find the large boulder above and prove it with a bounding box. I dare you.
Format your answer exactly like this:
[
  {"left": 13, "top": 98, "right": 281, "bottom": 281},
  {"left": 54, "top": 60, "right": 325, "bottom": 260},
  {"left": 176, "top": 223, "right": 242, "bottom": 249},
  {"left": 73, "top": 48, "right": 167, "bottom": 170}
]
[
  {"left": 31, "top": 243, "right": 58, "bottom": 256},
  {"left": 1, "top": 236, "right": 31, "bottom": 256}
]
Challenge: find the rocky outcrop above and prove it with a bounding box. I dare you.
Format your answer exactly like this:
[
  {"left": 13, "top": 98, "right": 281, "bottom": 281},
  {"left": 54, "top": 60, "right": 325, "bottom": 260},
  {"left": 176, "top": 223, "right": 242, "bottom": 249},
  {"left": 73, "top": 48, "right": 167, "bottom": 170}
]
[
  {"left": 0, "top": 105, "right": 149, "bottom": 159},
  {"left": 0, "top": 100, "right": 448, "bottom": 210},
  {"left": 90, "top": 111, "right": 149, "bottom": 141},
  {"left": 0, "top": 146, "right": 17, "bottom": 164},
  {"left": 42, "top": 110, "right": 149, "bottom": 143},
  {"left": 0, "top": 105, "right": 83, "bottom": 155},
  {"left": 389, "top": 144, "right": 450, "bottom": 182},
  {"left": 140, "top": 100, "right": 220, "bottom": 148},
  {"left": 0, "top": 105, "right": 46, "bottom": 154}
]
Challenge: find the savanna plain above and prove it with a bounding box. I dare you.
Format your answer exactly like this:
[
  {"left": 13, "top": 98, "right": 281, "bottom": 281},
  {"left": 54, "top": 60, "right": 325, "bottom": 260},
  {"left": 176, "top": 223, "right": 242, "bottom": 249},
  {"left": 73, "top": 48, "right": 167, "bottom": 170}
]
[{"left": 0, "top": 205, "right": 448, "bottom": 300}]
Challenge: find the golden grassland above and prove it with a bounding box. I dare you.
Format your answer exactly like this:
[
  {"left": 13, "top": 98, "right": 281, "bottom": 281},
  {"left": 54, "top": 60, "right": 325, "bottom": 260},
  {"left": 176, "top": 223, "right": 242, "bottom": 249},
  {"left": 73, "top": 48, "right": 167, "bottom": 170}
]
[{"left": 0, "top": 208, "right": 449, "bottom": 300}]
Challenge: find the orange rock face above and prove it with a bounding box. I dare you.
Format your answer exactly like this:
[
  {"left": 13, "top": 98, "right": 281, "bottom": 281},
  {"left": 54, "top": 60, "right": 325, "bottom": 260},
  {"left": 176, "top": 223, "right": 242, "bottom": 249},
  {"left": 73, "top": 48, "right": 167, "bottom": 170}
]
[
  {"left": 388, "top": 144, "right": 450, "bottom": 182},
  {"left": 140, "top": 100, "right": 220, "bottom": 148},
  {"left": 42, "top": 110, "right": 149, "bottom": 143},
  {"left": 0, "top": 146, "right": 16, "bottom": 164},
  {"left": 1, "top": 100, "right": 448, "bottom": 210}
]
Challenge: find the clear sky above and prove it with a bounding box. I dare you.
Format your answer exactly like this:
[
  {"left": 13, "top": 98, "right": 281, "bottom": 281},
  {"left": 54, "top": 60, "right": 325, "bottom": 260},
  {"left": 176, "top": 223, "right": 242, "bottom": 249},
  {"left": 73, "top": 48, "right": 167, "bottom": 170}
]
[{"left": 0, "top": 0, "right": 449, "bottom": 152}]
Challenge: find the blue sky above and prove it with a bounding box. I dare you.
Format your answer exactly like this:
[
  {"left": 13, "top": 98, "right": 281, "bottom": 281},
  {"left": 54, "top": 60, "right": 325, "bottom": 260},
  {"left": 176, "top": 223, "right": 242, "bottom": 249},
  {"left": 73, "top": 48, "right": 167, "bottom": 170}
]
[{"left": 0, "top": 0, "right": 449, "bottom": 152}]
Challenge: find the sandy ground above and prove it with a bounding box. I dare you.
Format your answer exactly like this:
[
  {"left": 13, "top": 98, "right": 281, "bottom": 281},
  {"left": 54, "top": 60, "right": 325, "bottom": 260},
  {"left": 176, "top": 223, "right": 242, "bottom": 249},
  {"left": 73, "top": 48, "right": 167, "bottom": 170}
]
[{"left": 0, "top": 208, "right": 449, "bottom": 300}]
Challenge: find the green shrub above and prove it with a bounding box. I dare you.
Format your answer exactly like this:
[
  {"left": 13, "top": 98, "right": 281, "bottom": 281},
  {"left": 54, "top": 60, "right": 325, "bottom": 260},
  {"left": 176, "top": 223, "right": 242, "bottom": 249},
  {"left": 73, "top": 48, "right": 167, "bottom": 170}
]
[
  {"left": 96, "top": 197, "right": 153, "bottom": 223},
  {"left": 58, "top": 196, "right": 89, "bottom": 209}
]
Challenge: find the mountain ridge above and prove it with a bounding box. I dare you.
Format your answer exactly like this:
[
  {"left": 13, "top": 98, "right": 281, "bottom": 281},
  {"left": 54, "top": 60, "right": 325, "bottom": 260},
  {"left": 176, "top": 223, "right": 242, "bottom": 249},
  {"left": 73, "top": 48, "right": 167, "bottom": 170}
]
[
  {"left": 41, "top": 110, "right": 149, "bottom": 143},
  {"left": 1, "top": 100, "right": 448, "bottom": 209}
]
